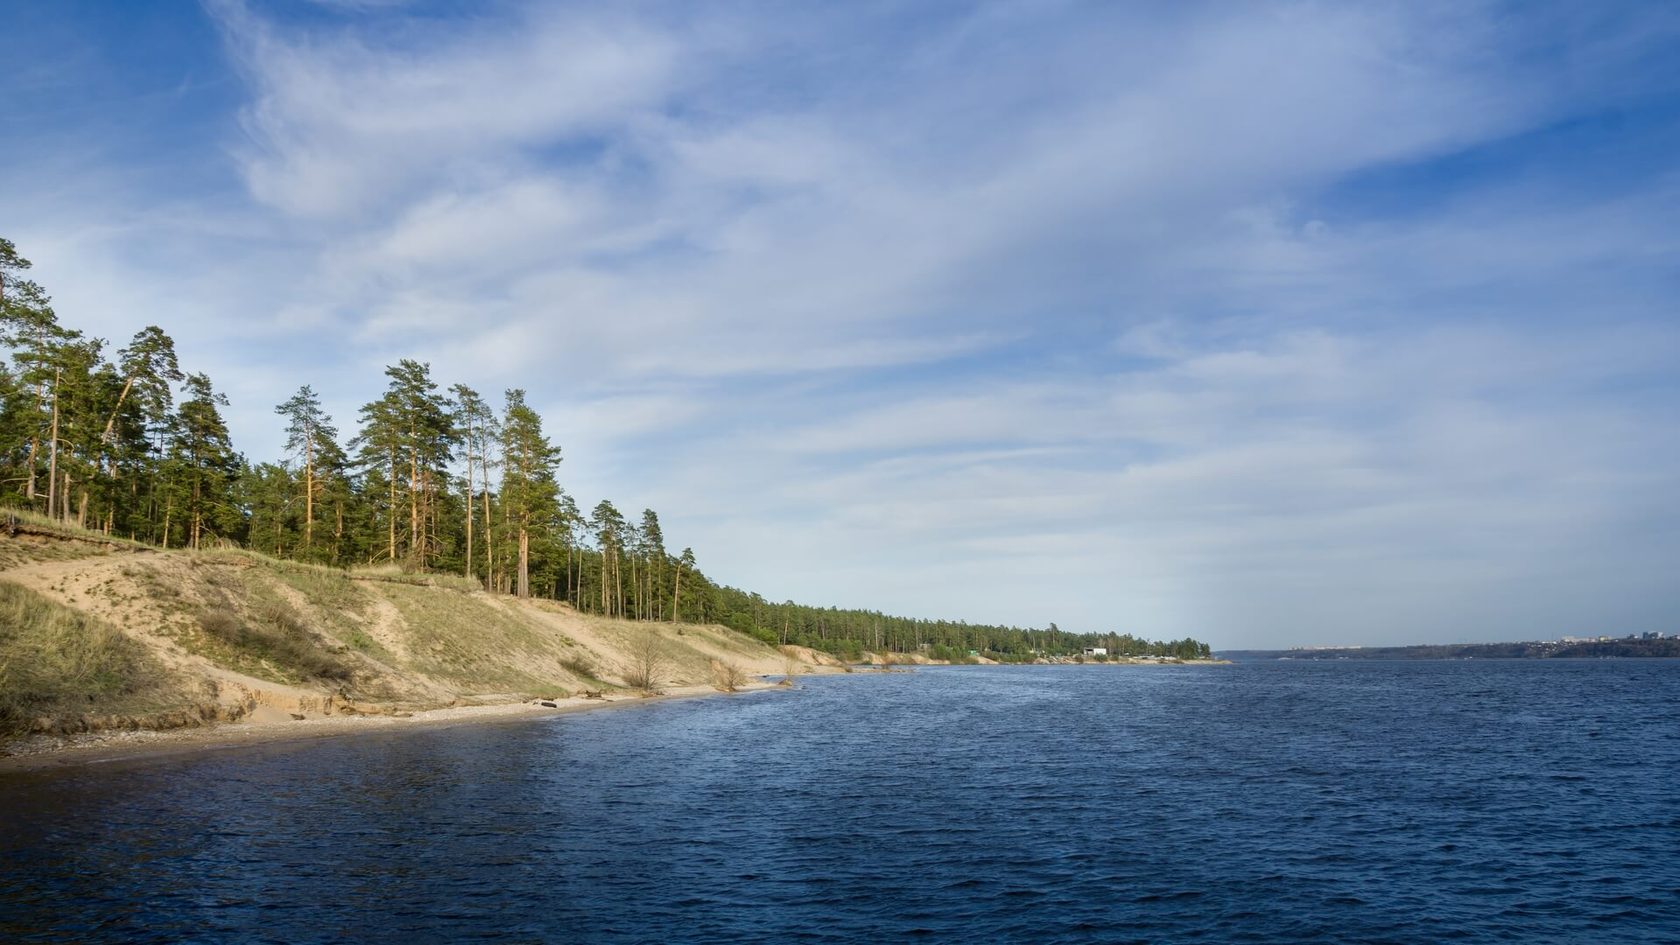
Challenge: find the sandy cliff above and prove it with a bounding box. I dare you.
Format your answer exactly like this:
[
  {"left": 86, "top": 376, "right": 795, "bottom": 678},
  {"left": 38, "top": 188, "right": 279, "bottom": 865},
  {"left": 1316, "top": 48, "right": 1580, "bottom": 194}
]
[{"left": 0, "top": 524, "right": 840, "bottom": 742}]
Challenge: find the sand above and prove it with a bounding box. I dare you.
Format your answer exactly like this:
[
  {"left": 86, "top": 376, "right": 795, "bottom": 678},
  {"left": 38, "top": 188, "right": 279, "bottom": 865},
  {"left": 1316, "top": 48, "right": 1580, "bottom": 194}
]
[{"left": 0, "top": 680, "right": 788, "bottom": 774}]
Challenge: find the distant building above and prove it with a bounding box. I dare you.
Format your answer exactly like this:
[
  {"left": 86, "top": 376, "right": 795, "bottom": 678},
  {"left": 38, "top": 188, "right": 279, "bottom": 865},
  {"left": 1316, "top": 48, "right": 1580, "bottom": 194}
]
[{"left": 1083, "top": 646, "right": 1108, "bottom": 657}]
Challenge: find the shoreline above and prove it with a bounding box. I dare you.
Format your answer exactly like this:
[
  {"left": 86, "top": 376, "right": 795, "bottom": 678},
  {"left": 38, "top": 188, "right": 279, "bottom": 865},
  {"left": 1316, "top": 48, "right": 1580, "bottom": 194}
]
[
  {"left": 1, "top": 661, "right": 1230, "bottom": 773},
  {"left": 0, "top": 680, "right": 787, "bottom": 775}
]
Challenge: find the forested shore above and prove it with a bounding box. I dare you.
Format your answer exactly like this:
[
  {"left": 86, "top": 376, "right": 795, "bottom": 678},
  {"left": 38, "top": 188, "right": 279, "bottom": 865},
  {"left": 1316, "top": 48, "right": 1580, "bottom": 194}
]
[{"left": 0, "top": 236, "right": 1208, "bottom": 663}]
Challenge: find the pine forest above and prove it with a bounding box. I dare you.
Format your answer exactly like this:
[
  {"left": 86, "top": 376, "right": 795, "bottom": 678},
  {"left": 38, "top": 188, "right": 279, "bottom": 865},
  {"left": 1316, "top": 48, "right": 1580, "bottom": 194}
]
[{"left": 0, "top": 236, "right": 1209, "bottom": 663}]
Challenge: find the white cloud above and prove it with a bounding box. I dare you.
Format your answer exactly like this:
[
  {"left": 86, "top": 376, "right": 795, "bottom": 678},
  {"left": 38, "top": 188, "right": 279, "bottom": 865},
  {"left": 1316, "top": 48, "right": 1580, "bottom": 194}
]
[
  {"left": 214, "top": 0, "right": 682, "bottom": 219},
  {"left": 4, "top": 1, "right": 1677, "bottom": 647}
]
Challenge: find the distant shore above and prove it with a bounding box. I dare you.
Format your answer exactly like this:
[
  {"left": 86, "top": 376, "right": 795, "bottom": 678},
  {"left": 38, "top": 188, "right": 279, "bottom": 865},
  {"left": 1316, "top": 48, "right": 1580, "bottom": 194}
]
[{"left": 1222, "top": 639, "right": 1679, "bottom": 661}]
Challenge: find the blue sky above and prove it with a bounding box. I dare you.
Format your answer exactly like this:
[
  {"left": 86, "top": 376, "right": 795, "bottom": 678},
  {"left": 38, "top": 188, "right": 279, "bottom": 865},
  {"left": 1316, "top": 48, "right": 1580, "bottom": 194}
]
[{"left": 4, "top": 1, "right": 1678, "bottom": 648}]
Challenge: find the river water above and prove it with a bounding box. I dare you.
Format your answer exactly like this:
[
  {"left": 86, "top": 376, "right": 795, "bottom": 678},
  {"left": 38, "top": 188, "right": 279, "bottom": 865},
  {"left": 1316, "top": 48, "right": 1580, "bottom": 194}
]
[{"left": 2, "top": 661, "right": 1678, "bottom": 943}]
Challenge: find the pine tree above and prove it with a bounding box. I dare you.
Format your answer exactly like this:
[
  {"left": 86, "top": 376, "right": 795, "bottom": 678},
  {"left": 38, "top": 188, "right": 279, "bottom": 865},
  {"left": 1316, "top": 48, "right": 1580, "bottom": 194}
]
[
  {"left": 639, "top": 509, "right": 665, "bottom": 620},
  {"left": 498, "top": 389, "right": 561, "bottom": 599},
  {"left": 450, "top": 384, "right": 498, "bottom": 586},
  {"left": 275, "top": 385, "right": 338, "bottom": 555},
  {"left": 102, "top": 326, "right": 182, "bottom": 466},
  {"left": 3, "top": 268, "right": 67, "bottom": 510},
  {"left": 590, "top": 500, "right": 627, "bottom": 616},
  {"left": 673, "top": 547, "right": 696, "bottom": 623},
  {"left": 167, "top": 373, "right": 238, "bottom": 549},
  {"left": 354, "top": 361, "right": 453, "bottom": 568},
  {"left": 556, "top": 490, "right": 582, "bottom": 605}
]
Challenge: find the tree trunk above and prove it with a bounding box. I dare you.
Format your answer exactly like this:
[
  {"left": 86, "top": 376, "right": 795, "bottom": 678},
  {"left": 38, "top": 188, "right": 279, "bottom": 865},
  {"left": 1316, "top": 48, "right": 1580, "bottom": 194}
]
[
  {"left": 672, "top": 565, "right": 682, "bottom": 623},
  {"left": 190, "top": 473, "right": 201, "bottom": 550},
  {"left": 408, "top": 438, "right": 419, "bottom": 560},
  {"left": 483, "top": 489, "right": 494, "bottom": 592},
  {"left": 46, "top": 369, "right": 60, "bottom": 520},
  {"left": 463, "top": 442, "right": 474, "bottom": 583},
  {"left": 303, "top": 435, "right": 314, "bottom": 550},
  {"left": 517, "top": 527, "right": 530, "bottom": 598},
  {"left": 387, "top": 450, "right": 398, "bottom": 563},
  {"left": 100, "top": 373, "right": 137, "bottom": 458}
]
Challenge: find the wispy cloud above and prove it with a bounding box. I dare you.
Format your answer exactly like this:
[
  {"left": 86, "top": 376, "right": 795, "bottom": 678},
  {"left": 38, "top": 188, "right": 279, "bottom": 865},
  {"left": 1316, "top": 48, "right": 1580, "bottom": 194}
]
[{"left": 3, "top": 0, "right": 1676, "bottom": 646}]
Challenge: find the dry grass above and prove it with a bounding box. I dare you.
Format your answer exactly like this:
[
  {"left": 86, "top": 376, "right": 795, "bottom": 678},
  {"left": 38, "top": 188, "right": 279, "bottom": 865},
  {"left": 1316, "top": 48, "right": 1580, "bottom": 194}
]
[
  {"left": 559, "top": 652, "right": 608, "bottom": 688},
  {"left": 4, "top": 521, "right": 798, "bottom": 738},
  {"left": 0, "top": 581, "right": 163, "bottom": 733},
  {"left": 194, "top": 600, "right": 356, "bottom": 683},
  {"left": 348, "top": 562, "right": 482, "bottom": 592},
  {"left": 378, "top": 583, "right": 562, "bottom": 693},
  {"left": 0, "top": 507, "right": 152, "bottom": 550}
]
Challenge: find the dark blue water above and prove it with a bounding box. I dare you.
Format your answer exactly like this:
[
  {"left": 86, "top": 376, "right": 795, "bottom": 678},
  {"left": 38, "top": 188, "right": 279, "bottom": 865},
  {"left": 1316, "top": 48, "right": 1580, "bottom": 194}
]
[{"left": 3, "top": 662, "right": 1679, "bottom": 943}]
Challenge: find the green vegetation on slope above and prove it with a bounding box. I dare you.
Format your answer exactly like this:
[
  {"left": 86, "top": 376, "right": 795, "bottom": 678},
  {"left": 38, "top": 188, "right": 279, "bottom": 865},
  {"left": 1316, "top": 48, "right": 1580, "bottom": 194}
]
[{"left": 0, "top": 581, "right": 170, "bottom": 733}]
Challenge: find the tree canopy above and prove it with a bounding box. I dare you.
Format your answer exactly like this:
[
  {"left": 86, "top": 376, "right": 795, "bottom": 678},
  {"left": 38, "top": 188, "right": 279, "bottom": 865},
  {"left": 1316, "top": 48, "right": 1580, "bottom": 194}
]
[{"left": 0, "top": 234, "right": 1210, "bottom": 662}]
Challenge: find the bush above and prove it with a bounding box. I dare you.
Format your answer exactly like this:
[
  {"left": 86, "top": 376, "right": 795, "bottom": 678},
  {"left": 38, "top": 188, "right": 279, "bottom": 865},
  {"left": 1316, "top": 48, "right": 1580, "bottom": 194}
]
[
  {"left": 621, "top": 627, "right": 669, "bottom": 694},
  {"left": 710, "top": 659, "right": 748, "bottom": 692}
]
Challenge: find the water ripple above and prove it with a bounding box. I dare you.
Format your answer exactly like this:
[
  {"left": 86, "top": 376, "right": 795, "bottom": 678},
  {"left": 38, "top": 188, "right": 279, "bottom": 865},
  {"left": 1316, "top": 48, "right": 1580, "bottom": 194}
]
[{"left": 3, "top": 661, "right": 1680, "bottom": 943}]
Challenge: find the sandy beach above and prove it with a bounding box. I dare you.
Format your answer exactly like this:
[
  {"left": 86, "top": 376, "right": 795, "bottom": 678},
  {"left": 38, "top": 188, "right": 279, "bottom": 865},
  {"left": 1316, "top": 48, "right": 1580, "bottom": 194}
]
[{"left": 0, "top": 680, "right": 786, "bottom": 774}]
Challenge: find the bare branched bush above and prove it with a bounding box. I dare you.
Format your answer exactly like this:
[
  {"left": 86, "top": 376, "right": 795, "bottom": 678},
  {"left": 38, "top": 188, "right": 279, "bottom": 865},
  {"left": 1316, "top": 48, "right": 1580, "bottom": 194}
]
[
  {"left": 710, "top": 659, "right": 748, "bottom": 692},
  {"left": 622, "top": 627, "right": 669, "bottom": 695}
]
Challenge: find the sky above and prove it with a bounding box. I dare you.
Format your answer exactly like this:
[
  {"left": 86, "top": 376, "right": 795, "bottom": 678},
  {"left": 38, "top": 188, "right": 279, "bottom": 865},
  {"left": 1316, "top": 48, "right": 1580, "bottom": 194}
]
[{"left": 2, "top": 0, "right": 1677, "bottom": 649}]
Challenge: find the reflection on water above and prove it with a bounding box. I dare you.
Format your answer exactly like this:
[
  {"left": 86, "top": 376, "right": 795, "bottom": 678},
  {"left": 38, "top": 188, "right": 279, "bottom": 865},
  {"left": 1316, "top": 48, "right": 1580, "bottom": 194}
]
[{"left": 3, "top": 662, "right": 1679, "bottom": 943}]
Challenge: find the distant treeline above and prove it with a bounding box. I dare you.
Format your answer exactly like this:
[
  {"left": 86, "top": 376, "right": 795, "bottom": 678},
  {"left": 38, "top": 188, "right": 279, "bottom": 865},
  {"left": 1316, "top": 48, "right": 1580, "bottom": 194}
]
[
  {"left": 0, "top": 235, "right": 1206, "bottom": 661},
  {"left": 1227, "top": 638, "right": 1680, "bottom": 661},
  {"left": 705, "top": 590, "right": 1212, "bottom": 662}
]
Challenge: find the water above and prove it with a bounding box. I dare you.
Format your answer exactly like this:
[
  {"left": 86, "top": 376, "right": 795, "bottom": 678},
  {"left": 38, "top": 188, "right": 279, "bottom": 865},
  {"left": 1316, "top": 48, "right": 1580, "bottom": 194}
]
[{"left": 3, "top": 661, "right": 1678, "bottom": 943}]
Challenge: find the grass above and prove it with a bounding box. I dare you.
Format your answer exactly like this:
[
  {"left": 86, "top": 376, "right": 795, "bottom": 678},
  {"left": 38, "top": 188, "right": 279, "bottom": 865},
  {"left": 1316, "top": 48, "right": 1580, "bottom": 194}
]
[
  {"left": 347, "top": 562, "right": 483, "bottom": 592},
  {"left": 379, "top": 583, "right": 562, "bottom": 692},
  {"left": 4, "top": 507, "right": 482, "bottom": 598},
  {"left": 187, "top": 546, "right": 480, "bottom": 593},
  {"left": 0, "top": 581, "right": 165, "bottom": 734},
  {"left": 194, "top": 600, "right": 357, "bottom": 684},
  {"left": 274, "top": 567, "right": 369, "bottom": 616},
  {"left": 3, "top": 517, "right": 791, "bottom": 725},
  {"left": 1, "top": 506, "right": 153, "bottom": 549},
  {"left": 558, "top": 652, "right": 611, "bottom": 689}
]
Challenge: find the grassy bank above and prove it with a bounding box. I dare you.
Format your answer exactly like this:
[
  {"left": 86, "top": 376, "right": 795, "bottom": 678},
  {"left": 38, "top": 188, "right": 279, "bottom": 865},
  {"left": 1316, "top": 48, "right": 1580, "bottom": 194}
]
[
  {"left": 0, "top": 523, "right": 835, "bottom": 742},
  {"left": 0, "top": 582, "right": 176, "bottom": 734}
]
